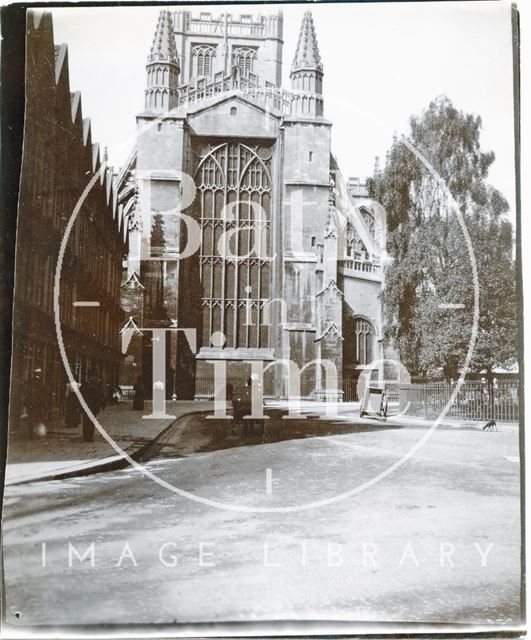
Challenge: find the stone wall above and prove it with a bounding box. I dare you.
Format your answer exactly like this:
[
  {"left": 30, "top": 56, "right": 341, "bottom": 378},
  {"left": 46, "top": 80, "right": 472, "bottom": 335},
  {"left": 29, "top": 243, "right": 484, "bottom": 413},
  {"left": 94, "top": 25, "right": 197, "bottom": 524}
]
[{"left": 10, "top": 11, "right": 127, "bottom": 429}]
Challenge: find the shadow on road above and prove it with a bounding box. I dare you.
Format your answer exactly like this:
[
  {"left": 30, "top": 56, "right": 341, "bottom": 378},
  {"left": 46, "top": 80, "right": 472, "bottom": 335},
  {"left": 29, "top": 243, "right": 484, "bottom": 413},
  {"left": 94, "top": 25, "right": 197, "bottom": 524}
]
[{"left": 149, "top": 410, "right": 399, "bottom": 460}]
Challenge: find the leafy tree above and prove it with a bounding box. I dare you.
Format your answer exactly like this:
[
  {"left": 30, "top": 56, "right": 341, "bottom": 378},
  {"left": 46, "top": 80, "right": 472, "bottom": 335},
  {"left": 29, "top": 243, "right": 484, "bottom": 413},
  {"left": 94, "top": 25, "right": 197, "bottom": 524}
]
[
  {"left": 369, "top": 96, "right": 517, "bottom": 380},
  {"left": 144, "top": 213, "right": 167, "bottom": 318},
  {"left": 151, "top": 213, "right": 166, "bottom": 252}
]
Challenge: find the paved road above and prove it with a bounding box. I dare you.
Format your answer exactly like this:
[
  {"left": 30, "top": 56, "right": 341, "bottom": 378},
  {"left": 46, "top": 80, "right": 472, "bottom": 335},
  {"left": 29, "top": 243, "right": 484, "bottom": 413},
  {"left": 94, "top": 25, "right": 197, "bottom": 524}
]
[
  {"left": 5, "top": 401, "right": 214, "bottom": 485},
  {"left": 2, "top": 418, "right": 522, "bottom": 629}
]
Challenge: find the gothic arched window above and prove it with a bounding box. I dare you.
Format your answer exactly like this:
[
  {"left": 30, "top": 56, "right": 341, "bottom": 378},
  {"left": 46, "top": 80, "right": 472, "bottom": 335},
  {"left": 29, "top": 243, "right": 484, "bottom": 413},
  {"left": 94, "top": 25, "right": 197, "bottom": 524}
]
[
  {"left": 232, "top": 47, "right": 257, "bottom": 78},
  {"left": 192, "top": 44, "right": 217, "bottom": 78},
  {"left": 355, "top": 318, "right": 373, "bottom": 365},
  {"left": 343, "top": 315, "right": 375, "bottom": 374},
  {"left": 346, "top": 222, "right": 368, "bottom": 261},
  {"left": 360, "top": 207, "right": 375, "bottom": 237},
  {"left": 194, "top": 141, "right": 272, "bottom": 349}
]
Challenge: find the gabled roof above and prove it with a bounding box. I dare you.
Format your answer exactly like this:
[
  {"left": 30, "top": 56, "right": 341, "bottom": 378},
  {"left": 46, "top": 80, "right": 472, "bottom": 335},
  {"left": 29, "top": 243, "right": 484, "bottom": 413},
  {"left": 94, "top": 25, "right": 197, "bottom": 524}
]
[
  {"left": 120, "top": 316, "right": 143, "bottom": 333},
  {"left": 315, "top": 322, "right": 343, "bottom": 343},
  {"left": 185, "top": 91, "right": 283, "bottom": 121},
  {"left": 316, "top": 280, "right": 344, "bottom": 299},
  {"left": 92, "top": 142, "right": 100, "bottom": 173},
  {"left": 54, "top": 43, "right": 68, "bottom": 85},
  {"left": 32, "top": 11, "right": 45, "bottom": 29},
  {"left": 82, "top": 117, "right": 91, "bottom": 146},
  {"left": 70, "top": 91, "right": 82, "bottom": 124},
  {"left": 122, "top": 272, "right": 145, "bottom": 290},
  {"left": 115, "top": 148, "right": 137, "bottom": 196},
  {"left": 105, "top": 168, "right": 113, "bottom": 205},
  {"left": 120, "top": 316, "right": 144, "bottom": 353}
]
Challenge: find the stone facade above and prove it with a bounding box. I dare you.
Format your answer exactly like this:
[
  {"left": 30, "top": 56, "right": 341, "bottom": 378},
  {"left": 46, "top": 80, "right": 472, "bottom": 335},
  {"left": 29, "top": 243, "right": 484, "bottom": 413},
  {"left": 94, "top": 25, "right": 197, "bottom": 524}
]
[
  {"left": 117, "top": 9, "right": 384, "bottom": 401},
  {"left": 173, "top": 10, "right": 283, "bottom": 88},
  {"left": 10, "top": 11, "right": 128, "bottom": 427}
]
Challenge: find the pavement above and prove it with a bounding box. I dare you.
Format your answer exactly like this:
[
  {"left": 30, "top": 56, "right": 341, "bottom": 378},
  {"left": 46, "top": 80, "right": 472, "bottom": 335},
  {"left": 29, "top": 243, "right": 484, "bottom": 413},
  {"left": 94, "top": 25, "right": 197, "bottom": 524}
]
[
  {"left": 4, "top": 400, "right": 213, "bottom": 486},
  {"left": 267, "top": 399, "right": 519, "bottom": 432},
  {"left": 2, "top": 420, "right": 522, "bottom": 628},
  {"left": 3, "top": 399, "right": 518, "bottom": 487}
]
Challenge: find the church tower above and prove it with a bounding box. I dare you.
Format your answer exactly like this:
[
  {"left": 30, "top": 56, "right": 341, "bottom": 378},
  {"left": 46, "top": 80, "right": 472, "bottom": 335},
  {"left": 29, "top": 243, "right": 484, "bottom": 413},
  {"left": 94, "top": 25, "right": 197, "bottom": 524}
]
[
  {"left": 117, "top": 7, "right": 384, "bottom": 402},
  {"left": 290, "top": 10, "right": 324, "bottom": 118},
  {"left": 136, "top": 9, "right": 190, "bottom": 399},
  {"left": 280, "top": 10, "right": 334, "bottom": 398},
  {"left": 144, "top": 10, "right": 180, "bottom": 113}
]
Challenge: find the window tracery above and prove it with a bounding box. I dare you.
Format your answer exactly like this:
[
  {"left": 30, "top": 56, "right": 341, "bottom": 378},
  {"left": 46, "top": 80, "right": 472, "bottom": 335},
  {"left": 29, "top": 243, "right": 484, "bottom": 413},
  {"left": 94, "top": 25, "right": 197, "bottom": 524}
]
[
  {"left": 346, "top": 222, "right": 368, "bottom": 260},
  {"left": 355, "top": 318, "right": 373, "bottom": 365},
  {"left": 194, "top": 141, "right": 273, "bottom": 349},
  {"left": 192, "top": 44, "right": 217, "bottom": 78},
  {"left": 232, "top": 46, "right": 256, "bottom": 77}
]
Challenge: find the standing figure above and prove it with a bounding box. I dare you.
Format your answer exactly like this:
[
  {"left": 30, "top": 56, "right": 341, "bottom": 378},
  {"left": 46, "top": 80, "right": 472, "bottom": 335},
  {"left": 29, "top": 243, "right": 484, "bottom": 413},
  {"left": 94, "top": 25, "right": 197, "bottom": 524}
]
[
  {"left": 132, "top": 376, "right": 145, "bottom": 411},
  {"left": 64, "top": 376, "right": 81, "bottom": 428},
  {"left": 81, "top": 372, "right": 104, "bottom": 442},
  {"left": 111, "top": 385, "right": 123, "bottom": 404}
]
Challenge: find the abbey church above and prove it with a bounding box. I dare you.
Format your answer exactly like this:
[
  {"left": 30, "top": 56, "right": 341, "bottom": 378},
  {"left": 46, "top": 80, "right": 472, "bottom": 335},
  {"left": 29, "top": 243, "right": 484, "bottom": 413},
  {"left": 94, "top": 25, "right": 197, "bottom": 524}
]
[{"left": 117, "top": 8, "right": 384, "bottom": 401}]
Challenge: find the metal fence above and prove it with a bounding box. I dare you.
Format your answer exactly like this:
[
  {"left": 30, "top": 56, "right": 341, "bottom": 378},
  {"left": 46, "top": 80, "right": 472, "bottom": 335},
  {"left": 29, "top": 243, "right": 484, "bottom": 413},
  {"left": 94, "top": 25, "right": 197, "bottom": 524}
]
[
  {"left": 194, "top": 376, "right": 278, "bottom": 400},
  {"left": 343, "top": 378, "right": 360, "bottom": 402},
  {"left": 143, "top": 376, "right": 519, "bottom": 423},
  {"left": 397, "top": 381, "right": 519, "bottom": 423},
  {"left": 194, "top": 377, "right": 214, "bottom": 400},
  {"left": 118, "top": 385, "right": 135, "bottom": 400}
]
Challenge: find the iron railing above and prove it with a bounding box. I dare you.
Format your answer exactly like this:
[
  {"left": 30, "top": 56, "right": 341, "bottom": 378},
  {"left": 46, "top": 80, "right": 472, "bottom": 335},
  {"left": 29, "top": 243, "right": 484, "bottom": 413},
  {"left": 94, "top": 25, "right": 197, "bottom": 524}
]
[
  {"left": 397, "top": 381, "right": 519, "bottom": 423},
  {"left": 194, "top": 376, "right": 277, "bottom": 399},
  {"left": 343, "top": 379, "right": 519, "bottom": 422},
  {"left": 342, "top": 377, "right": 360, "bottom": 402},
  {"left": 158, "top": 376, "right": 520, "bottom": 423}
]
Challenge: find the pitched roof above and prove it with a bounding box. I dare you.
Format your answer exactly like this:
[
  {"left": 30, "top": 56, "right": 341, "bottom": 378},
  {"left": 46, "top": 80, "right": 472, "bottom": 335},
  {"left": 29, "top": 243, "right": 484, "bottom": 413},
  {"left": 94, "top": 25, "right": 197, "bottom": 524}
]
[
  {"left": 315, "top": 322, "right": 343, "bottom": 343},
  {"left": 291, "top": 10, "right": 323, "bottom": 73},
  {"left": 122, "top": 272, "right": 145, "bottom": 290}
]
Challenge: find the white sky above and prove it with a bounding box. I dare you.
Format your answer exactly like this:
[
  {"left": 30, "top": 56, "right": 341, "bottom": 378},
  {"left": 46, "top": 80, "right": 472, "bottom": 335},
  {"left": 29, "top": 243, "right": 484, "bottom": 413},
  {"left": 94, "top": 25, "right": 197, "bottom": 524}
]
[{"left": 49, "top": 1, "right": 516, "bottom": 217}]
